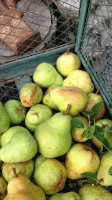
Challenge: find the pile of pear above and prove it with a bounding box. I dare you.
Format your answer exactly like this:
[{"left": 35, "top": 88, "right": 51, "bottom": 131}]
[{"left": 0, "top": 49, "right": 112, "bottom": 200}]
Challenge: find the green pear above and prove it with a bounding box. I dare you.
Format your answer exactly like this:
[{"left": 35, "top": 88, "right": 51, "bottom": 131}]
[
  {"left": 0, "top": 131, "right": 38, "bottom": 162},
  {"left": 4, "top": 172, "right": 46, "bottom": 200},
  {"left": 56, "top": 48, "right": 81, "bottom": 76},
  {"left": 25, "top": 104, "right": 53, "bottom": 132},
  {"left": 71, "top": 116, "right": 89, "bottom": 142},
  {"left": 83, "top": 93, "right": 106, "bottom": 120},
  {"left": 0, "top": 176, "right": 7, "bottom": 199},
  {"left": 35, "top": 155, "right": 46, "bottom": 168},
  {"left": 43, "top": 86, "right": 59, "bottom": 110},
  {"left": 34, "top": 158, "right": 67, "bottom": 195},
  {"left": 65, "top": 143, "right": 100, "bottom": 180},
  {"left": 97, "top": 151, "right": 112, "bottom": 186},
  {"left": 1, "top": 126, "right": 30, "bottom": 147},
  {"left": 47, "top": 86, "right": 88, "bottom": 116},
  {"left": 2, "top": 159, "right": 34, "bottom": 182},
  {"left": 92, "top": 119, "right": 112, "bottom": 149},
  {"left": 48, "top": 191, "right": 80, "bottom": 200},
  {"left": 34, "top": 112, "right": 72, "bottom": 158},
  {"left": 33, "top": 62, "right": 63, "bottom": 88},
  {"left": 4, "top": 100, "right": 26, "bottom": 125},
  {"left": 63, "top": 70, "right": 94, "bottom": 94},
  {"left": 79, "top": 184, "right": 112, "bottom": 200},
  {"left": 19, "top": 83, "right": 43, "bottom": 107},
  {"left": 0, "top": 101, "right": 10, "bottom": 134}
]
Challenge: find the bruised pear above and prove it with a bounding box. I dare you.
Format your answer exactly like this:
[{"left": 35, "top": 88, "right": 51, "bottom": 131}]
[
  {"left": 43, "top": 86, "right": 88, "bottom": 116},
  {"left": 4, "top": 100, "right": 26, "bottom": 125},
  {"left": 20, "top": 83, "right": 43, "bottom": 107},
  {"left": 2, "top": 159, "right": 34, "bottom": 182},
  {"left": 65, "top": 143, "right": 100, "bottom": 180},
  {"left": 34, "top": 157, "right": 67, "bottom": 195}
]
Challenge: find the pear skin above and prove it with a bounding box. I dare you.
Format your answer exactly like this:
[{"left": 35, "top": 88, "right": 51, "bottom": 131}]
[
  {"left": 0, "top": 176, "right": 7, "bottom": 198},
  {"left": 19, "top": 83, "right": 43, "bottom": 107},
  {"left": 34, "top": 158, "right": 67, "bottom": 195},
  {"left": 4, "top": 173, "right": 46, "bottom": 200},
  {"left": 0, "top": 101, "right": 10, "bottom": 134},
  {"left": 63, "top": 70, "right": 94, "bottom": 94},
  {"left": 1, "top": 126, "right": 30, "bottom": 147},
  {"left": 50, "top": 86, "right": 88, "bottom": 116},
  {"left": 79, "top": 184, "right": 112, "bottom": 200},
  {"left": 43, "top": 86, "right": 59, "bottom": 110},
  {"left": 2, "top": 159, "right": 34, "bottom": 182},
  {"left": 97, "top": 151, "right": 112, "bottom": 186},
  {"left": 33, "top": 62, "right": 63, "bottom": 88},
  {"left": 4, "top": 100, "right": 26, "bottom": 125},
  {"left": 65, "top": 143, "right": 100, "bottom": 180},
  {"left": 25, "top": 104, "right": 53, "bottom": 132},
  {"left": 0, "top": 131, "right": 38, "bottom": 162},
  {"left": 48, "top": 191, "right": 80, "bottom": 200},
  {"left": 34, "top": 112, "right": 72, "bottom": 158},
  {"left": 71, "top": 116, "right": 89, "bottom": 142},
  {"left": 56, "top": 49, "right": 81, "bottom": 76}
]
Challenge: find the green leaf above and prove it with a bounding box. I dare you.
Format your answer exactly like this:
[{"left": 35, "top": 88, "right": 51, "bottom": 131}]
[
  {"left": 108, "top": 166, "right": 112, "bottom": 175},
  {"left": 81, "top": 172, "right": 98, "bottom": 184},
  {"left": 102, "top": 138, "right": 111, "bottom": 151},
  {"left": 81, "top": 172, "right": 97, "bottom": 179},
  {"left": 109, "top": 127, "right": 112, "bottom": 137},
  {"left": 83, "top": 126, "right": 95, "bottom": 139},
  {"left": 78, "top": 180, "right": 83, "bottom": 187},
  {"left": 94, "top": 125, "right": 104, "bottom": 142},
  {"left": 83, "top": 102, "right": 103, "bottom": 120},
  {"left": 71, "top": 119, "right": 84, "bottom": 128}
]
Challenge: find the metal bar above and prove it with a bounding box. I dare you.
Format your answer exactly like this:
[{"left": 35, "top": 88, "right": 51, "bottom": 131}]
[
  {"left": 75, "top": 0, "right": 90, "bottom": 52},
  {"left": 0, "top": 43, "right": 75, "bottom": 81}
]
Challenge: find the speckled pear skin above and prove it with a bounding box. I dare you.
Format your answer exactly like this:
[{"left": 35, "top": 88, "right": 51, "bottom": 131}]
[
  {"left": 4, "top": 174, "right": 46, "bottom": 200},
  {"left": 25, "top": 104, "right": 53, "bottom": 132},
  {"left": 0, "top": 101, "right": 10, "bottom": 134},
  {"left": 34, "top": 112, "right": 72, "bottom": 158},
  {"left": 79, "top": 184, "right": 112, "bottom": 200},
  {"left": 63, "top": 70, "right": 94, "bottom": 94},
  {"left": 2, "top": 159, "right": 34, "bottom": 182},
  {"left": 1, "top": 126, "right": 30, "bottom": 147},
  {"left": 48, "top": 191, "right": 80, "bottom": 200},
  {"left": 0, "top": 131, "right": 38, "bottom": 163},
  {"left": 43, "top": 86, "right": 59, "bottom": 110},
  {"left": 50, "top": 86, "right": 88, "bottom": 116},
  {"left": 33, "top": 62, "right": 63, "bottom": 88},
  {"left": 34, "top": 158, "right": 67, "bottom": 195},
  {"left": 97, "top": 151, "right": 112, "bottom": 186},
  {"left": 65, "top": 143, "right": 100, "bottom": 180}
]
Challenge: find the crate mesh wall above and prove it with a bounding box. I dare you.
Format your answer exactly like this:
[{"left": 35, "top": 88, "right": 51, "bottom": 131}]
[
  {"left": 80, "top": 0, "right": 112, "bottom": 104},
  {"left": 0, "top": 0, "right": 80, "bottom": 64}
]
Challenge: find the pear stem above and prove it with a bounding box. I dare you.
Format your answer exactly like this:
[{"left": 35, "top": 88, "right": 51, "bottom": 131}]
[
  {"left": 12, "top": 168, "right": 18, "bottom": 178},
  {"left": 66, "top": 48, "right": 70, "bottom": 55},
  {"left": 64, "top": 104, "right": 71, "bottom": 115},
  {"left": 96, "top": 88, "right": 101, "bottom": 94}
]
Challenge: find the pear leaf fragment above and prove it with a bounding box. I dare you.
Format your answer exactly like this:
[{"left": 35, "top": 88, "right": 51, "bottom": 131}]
[
  {"left": 71, "top": 119, "right": 84, "bottom": 128},
  {"left": 83, "top": 126, "right": 95, "bottom": 139},
  {"left": 83, "top": 101, "right": 104, "bottom": 120},
  {"left": 81, "top": 172, "right": 98, "bottom": 184},
  {"left": 108, "top": 166, "right": 112, "bottom": 175},
  {"left": 109, "top": 127, "right": 112, "bottom": 137}
]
